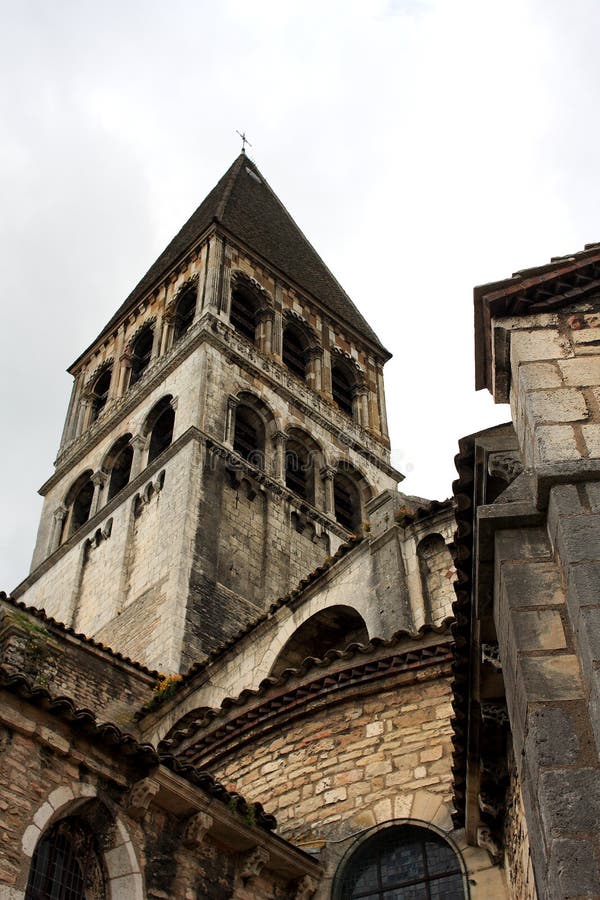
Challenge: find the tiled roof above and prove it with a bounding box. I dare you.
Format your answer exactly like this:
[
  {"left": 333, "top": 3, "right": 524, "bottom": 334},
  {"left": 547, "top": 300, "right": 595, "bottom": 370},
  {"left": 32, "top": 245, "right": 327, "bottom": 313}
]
[
  {"left": 160, "top": 624, "right": 454, "bottom": 755},
  {"left": 0, "top": 593, "right": 159, "bottom": 677},
  {"left": 85, "top": 154, "right": 388, "bottom": 361},
  {"left": 0, "top": 664, "right": 277, "bottom": 831}
]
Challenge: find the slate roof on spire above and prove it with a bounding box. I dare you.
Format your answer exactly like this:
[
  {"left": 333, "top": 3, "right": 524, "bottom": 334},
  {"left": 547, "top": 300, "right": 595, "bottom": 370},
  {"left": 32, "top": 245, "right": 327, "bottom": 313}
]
[{"left": 98, "top": 154, "right": 388, "bottom": 356}]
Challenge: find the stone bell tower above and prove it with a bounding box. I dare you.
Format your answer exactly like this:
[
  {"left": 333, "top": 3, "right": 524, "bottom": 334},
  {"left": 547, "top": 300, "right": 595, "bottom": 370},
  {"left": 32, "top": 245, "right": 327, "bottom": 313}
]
[{"left": 13, "top": 153, "right": 400, "bottom": 672}]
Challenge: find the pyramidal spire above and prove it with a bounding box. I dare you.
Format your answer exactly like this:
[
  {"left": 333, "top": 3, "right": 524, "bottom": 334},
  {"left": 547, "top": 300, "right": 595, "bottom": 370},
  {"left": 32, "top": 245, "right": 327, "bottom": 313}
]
[{"left": 100, "top": 156, "right": 388, "bottom": 355}]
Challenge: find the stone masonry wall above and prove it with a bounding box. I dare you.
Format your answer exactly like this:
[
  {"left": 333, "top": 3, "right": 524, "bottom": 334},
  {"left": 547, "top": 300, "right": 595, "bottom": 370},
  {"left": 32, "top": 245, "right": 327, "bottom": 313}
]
[
  {"left": 203, "top": 670, "right": 455, "bottom": 843},
  {"left": 503, "top": 748, "right": 538, "bottom": 900}
]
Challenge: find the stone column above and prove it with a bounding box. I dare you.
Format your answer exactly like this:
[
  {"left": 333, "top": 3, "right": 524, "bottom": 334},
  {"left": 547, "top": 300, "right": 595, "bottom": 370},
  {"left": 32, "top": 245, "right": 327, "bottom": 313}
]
[
  {"left": 150, "top": 315, "right": 162, "bottom": 361},
  {"left": 307, "top": 348, "right": 323, "bottom": 392},
  {"left": 321, "top": 465, "right": 336, "bottom": 516},
  {"left": 204, "top": 235, "right": 224, "bottom": 311},
  {"left": 273, "top": 283, "right": 283, "bottom": 358},
  {"left": 219, "top": 242, "right": 233, "bottom": 315},
  {"left": 257, "top": 308, "right": 273, "bottom": 355},
  {"left": 274, "top": 431, "right": 288, "bottom": 481},
  {"left": 130, "top": 434, "right": 147, "bottom": 479},
  {"left": 376, "top": 368, "right": 389, "bottom": 439},
  {"left": 117, "top": 352, "right": 132, "bottom": 397},
  {"left": 356, "top": 386, "right": 369, "bottom": 428},
  {"left": 74, "top": 397, "right": 89, "bottom": 438},
  {"left": 225, "top": 396, "right": 238, "bottom": 446},
  {"left": 90, "top": 471, "right": 106, "bottom": 517},
  {"left": 160, "top": 310, "right": 175, "bottom": 355},
  {"left": 48, "top": 506, "right": 67, "bottom": 555},
  {"left": 61, "top": 373, "right": 84, "bottom": 447},
  {"left": 108, "top": 325, "right": 125, "bottom": 401}
]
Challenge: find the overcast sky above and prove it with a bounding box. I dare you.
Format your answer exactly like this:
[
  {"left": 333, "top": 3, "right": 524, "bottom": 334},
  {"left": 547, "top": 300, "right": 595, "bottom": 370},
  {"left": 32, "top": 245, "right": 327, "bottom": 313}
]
[{"left": 1, "top": 0, "right": 600, "bottom": 590}]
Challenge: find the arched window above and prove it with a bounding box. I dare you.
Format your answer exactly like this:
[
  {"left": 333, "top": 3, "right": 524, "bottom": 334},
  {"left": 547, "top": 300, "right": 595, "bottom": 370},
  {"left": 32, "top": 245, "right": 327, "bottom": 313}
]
[
  {"left": 332, "top": 362, "right": 355, "bottom": 418},
  {"left": 285, "top": 439, "right": 313, "bottom": 502},
  {"left": 62, "top": 470, "right": 94, "bottom": 541},
  {"left": 230, "top": 286, "right": 260, "bottom": 343},
  {"left": 282, "top": 323, "right": 310, "bottom": 381},
  {"left": 105, "top": 435, "right": 133, "bottom": 501},
  {"left": 26, "top": 817, "right": 106, "bottom": 900},
  {"left": 335, "top": 824, "right": 466, "bottom": 900},
  {"left": 90, "top": 368, "right": 111, "bottom": 422},
  {"left": 270, "top": 606, "right": 369, "bottom": 677},
  {"left": 146, "top": 397, "right": 175, "bottom": 463},
  {"left": 334, "top": 472, "right": 362, "bottom": 533},
  {"left": 173, "top": 286, "right": 196, "bottom": 342},
  {"left": 129, "top": 326, "right": 153, "bottom": 386},
  {"left": 233, "top": 405, "right": 266, "bottom": 467}
]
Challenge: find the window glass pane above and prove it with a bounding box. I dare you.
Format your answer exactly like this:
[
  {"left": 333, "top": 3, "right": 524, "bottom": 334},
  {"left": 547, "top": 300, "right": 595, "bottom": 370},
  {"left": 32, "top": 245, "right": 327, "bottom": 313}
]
[
  {"left": 425, "top": 839, "right": 461, "bottom": 876},
  {"left": 382, "top": 886, "right": 427, "bottom": 900},
  {"left": 351, "top": 857, "right": 378, "bottom": 893},
  {"left": 428, "top": 873, "right": 465, "bottom": 900},
  {"left": 380, "top": 840, "right": 424, "bottom": 886}
]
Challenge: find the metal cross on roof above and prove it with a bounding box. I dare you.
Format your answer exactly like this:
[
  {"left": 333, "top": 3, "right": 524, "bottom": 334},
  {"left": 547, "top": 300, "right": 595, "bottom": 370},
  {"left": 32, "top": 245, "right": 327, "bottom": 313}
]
[{"left": 236, "top": 130, "right": 252, "bottom": 153}]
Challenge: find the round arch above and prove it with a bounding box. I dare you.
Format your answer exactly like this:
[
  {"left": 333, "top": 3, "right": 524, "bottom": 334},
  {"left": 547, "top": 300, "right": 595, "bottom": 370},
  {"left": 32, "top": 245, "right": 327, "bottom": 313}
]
[
  {"left": 143, "top": 395, "right": 176, "bottom": 463},
  {"left": 269, "top": 605, "right": 369, "bottom": 677},
  {"left": 22, "top": 782, "right": 143, "bottom": 900},
  {"left": 332, "top": 818, "right": 469, "bottom": 900},
  {"left": 332, "top": 461, "right": 373, "bottom": 534},
  {"left": 284, "top": 426, "right": 324, "bottom": 506},
  {"left": 102, "top": 433, "right": 134, "bottom": 502},
  {"left": 62, "top": 469, "right": 95, "bottom": 541},
  {"left": 232, "top": 390, "right": 277, "bottom": 469}
]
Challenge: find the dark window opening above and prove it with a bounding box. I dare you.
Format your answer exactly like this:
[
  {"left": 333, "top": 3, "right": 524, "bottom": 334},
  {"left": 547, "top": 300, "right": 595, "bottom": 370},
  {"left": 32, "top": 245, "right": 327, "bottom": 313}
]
[
  {"left": 337, "top": 824, "right": 465, "bottom": 900},
  {"left": 90, "top": 369, "right": 111, "bottom": 422},
  {"left": 230, "top": 288, "right": 259, "bottom": 343},
  {"left": 129, "top": 328, "right": 153, "bottom": 386},
  {"left": 173, "top": 288, "right": 196, "bottom": 342},
  {"left": 148, "top": 405, "right": 175, "bottom": 462},
  {"left": 334, "top": 475, "right": 361, "bottom": 533},
  {"left": 271, "top": 606, "right": 369, "bottom": 677},
  {"left": 233, "top": 406, "right": 265, "bottom": 466},
  {"left": 285, "top": 442, "right": 312, "bottom": 502},
  {"left": 282, "top": 326, "right": 308, "bottom": 380},
  {"left": 69, "top": 478, "right": 94, "bottom": 537},
  {"left": 332, "top": 365, "right": 354, "bottom": 417},
  {"left": 108, "top": 443, "right": 133, "bottom": 500},
  {"left": 25, "top": 817, "right": 105, "bottom": 900}
]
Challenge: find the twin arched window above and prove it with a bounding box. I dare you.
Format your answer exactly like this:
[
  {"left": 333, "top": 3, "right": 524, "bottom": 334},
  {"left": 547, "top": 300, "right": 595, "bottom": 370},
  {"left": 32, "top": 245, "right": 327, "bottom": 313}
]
[
  {"left": 89, "top": 368, "right": 112, "bottom": 423},
  {"left": 230, "top": 285, "right": 261, "bottom": 344},
  {"left": 282, "top": 322, "right": 310, "bottom": 381},
  {"left": 129, "top": 326, "right": 153, "bottom": 387},
  {"left": 172, "top": 286, "right": 196, "bottom": 343},
  {"left": 336, "top": 824, "right": 465, "bottom": 900}
]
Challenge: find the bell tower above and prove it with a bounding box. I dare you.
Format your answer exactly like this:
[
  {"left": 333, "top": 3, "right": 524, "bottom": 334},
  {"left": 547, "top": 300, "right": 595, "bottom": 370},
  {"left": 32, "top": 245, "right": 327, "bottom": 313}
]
[{"left": 14, "top": 154, "right": 400, "bottom": 672}]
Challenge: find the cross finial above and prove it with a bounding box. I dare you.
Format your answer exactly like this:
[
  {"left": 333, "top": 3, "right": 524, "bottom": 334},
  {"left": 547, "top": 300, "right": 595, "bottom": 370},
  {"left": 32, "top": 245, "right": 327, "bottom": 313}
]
[{"left": 236, "top": 130, "right": 252, "bottom": 153}]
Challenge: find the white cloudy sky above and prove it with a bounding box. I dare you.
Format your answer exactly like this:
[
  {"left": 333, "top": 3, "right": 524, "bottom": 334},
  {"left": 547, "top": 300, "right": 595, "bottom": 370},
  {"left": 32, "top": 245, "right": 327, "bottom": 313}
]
[{"left": 1, "top": 0, "right": 599, "bottom": 590}]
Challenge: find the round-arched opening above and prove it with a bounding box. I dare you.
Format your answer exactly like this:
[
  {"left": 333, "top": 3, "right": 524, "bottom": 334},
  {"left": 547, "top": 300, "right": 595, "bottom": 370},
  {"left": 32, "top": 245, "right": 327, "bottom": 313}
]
[
  {"left": 173, "top": 287, "right": 196, "bottom": 342},
  {"left": 90, "top": 368, "right": 111, "bottom": 422},
  {"left": 334, "top": 473, "right": 362, "bottom": 533},
  {"left": 106, "top": 435, "right": 133, "bottom": 501},
  {"left": 233, "top": 404, "right": 266, "bottom": 467},
  {"left": 63, "top": 471, "right": 94, "bottom": 540},
  {"left": 282, "top": 324, "right": 309, "bottom": 380},
  {"left": 334, "top": 823, "right": 467, "bottom": 900},
  {"left": 331, "top": 363, "right": 355, "bottom": 417},
  {"left": 26, "top": 815, "right": 107, "bottom": 899},
  {"left": 147, "top": 402, "right": 175, "bottom": 463},
  {"left": 270, "top": 605, "right": 369, "bottom": 677},
  {"left": 285, "top": 439, "right": 313, "bottom": 502},
  {"left": 129, "top": 327, "right": 153, "bottom": 386},
  {"left": 230, "top": 286, "right": 260, "bottom": 344}
]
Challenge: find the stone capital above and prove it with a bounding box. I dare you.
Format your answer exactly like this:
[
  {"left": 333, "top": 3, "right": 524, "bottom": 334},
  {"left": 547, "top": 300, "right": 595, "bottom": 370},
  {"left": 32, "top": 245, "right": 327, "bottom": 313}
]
[
  {"left": 91, "top": 470, "right": 106, "bottom": 488},
  {"left": 53, "top": 505, "right": 68, "bottom": 522}
]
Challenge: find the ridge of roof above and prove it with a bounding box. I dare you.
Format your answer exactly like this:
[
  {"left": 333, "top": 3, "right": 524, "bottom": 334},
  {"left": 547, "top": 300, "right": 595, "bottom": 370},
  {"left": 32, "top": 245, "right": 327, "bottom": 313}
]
[
  {"left": 0, "top": 663, "right": 277, "bottom": 831},
  {"left": 74, "top": 154, "right": 388, "bottom": 368},
  {"left": 0, "top": 593, "right": 159, "bottom": 678}
]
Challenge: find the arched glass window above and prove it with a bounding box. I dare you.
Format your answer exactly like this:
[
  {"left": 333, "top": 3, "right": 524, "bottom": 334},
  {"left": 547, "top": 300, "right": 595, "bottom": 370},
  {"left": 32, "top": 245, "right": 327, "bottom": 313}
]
[
  {"left": 90, "top": 368, "right": 111, "bottom": 422},
  {"left": 334, "top": 473, "right": 361, "bottom": 533},
  {"left": 148, "top": 404, "right": 175, "bottom": 462},
  {"left": 106, "top": 435, "right": 133, "bottom": 501},
  {"left": 233, "top": 405, "right": 265, "bottom": 467},
  {"left": 282, "top": 324, "right": 309, "bottom": 380},
  {"left": 25, "top": 817, "right": 105, "bottom": 900},
  {"left": 336, "top": 824, "right": 465, "bottom": 900},
  {"left": 332, "top": 363, "right": 355, "bottom": 417},
  {"left": 129, "top": 327, "right": 153, "bottom": 386},
  {"left": 230, "top": 287, "right": 260, "bottom": 343},
  {"left": 173, "top": 287, "right": 196, "bottom": 342}
]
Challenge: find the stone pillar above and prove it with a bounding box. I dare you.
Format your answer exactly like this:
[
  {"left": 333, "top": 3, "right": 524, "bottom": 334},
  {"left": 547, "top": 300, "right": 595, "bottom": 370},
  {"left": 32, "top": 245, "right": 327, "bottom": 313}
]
[
  {"left": 356, "top": 386, "right": 369, "bottom": 428},
  {"left": 321, "top": 465, "right": 336, "bottom": 516},
  {"left": 257, "top": 308, "right": 273, "bottom": 355},
  {"left": 74, "top": 397, "right": 89, "bottom": 438},
  {"left": 204, "top": 235, "right": 224, "bottom": 311},
  {"left": 274, "top": 431, "right": 288, "bottom": 481},
  {"left": 90, "top": 471, "right": 106, "bottom": 517},
  {"left": 160, "top": 310, "right": 175, "bottom": 355},
  {"left": 130, "top": 434, "right": 147, "bottom": 479},
  {"left": 108, "top": 326, "right": 125, "bottom": 401},
  {"left": 61, "top": 373, "right": 84, "bottom": 447},
  {"left": 219, "top": 242, "right": 233, "bottom": 315},
  {"left": 48, "top": 506, "right": 67, "bottom": 555},
  {"left": 225, "top": 396, "right": 238, "bottom": 446},
  {"left": 117, "top": 352, "right": 132, "bottom": 397},
  {"left": 273, "top": 283, "right": 283, "bottom": 358},
  {"left": 307, "top": 348, "right": 323, "bottom": 391},
  {"left": 376, "top": 368, "right": 389, "bottom": 439},
  {"left": 263, "top": 311, "right": 274, "bottom": 355},
  {"left": 150, "top": 316, "right": 162, "bottom": 361}
]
